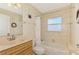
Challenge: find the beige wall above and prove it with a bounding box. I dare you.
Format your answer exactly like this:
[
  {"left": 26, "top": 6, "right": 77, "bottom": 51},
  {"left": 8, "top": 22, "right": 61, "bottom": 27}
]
[
  {"left": 71, "top": 4, "right": 79, "bottom": 52},
  {"left": 40, "top": 5, "right": 74, "bottom": 51},
  {"left": 22, "top": 4, "right": 41, "bottom": 40}
]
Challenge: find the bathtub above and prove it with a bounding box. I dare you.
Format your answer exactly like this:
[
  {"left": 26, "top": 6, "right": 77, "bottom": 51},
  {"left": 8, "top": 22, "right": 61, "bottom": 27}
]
[{"left": 42, "top": 41, "right": 70, "bottom": 55}]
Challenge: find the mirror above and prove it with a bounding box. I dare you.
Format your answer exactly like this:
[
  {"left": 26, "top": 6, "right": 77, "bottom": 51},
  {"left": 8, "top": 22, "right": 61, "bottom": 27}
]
[
  {"left": 0, "top": 14, "right": 10, "bottom": 36},
  {"left": 0, "top": 3, "right": 23, "bottom": 36}
]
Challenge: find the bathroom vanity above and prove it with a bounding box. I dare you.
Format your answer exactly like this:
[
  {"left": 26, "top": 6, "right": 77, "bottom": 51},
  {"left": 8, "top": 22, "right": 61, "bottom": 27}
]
[
  {"left": 0, "top": 4, "right": 35, "bottom": 55},
  {"left": 0, "top": 40, "right": 33, "bottom": 55}
]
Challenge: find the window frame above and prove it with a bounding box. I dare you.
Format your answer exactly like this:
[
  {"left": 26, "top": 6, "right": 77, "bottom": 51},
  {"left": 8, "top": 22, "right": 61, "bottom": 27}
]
[{"left": 47, "top": 17, "right": 62, "bottom": 32}]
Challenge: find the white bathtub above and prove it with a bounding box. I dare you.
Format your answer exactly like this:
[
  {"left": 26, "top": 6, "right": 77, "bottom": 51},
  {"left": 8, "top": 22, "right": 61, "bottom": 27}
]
[{"left": 42, "top": 41, "right": 70, "bottom": 55}]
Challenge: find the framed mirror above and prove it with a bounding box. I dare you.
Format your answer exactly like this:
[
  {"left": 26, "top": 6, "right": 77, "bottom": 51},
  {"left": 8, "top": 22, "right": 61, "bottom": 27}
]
[{"left": 0, "top": 3, "right": 23, "bottom": 36}]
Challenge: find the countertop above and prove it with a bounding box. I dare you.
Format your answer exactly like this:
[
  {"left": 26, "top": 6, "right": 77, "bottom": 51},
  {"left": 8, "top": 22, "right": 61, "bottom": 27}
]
[{"left": 0, "top": 38, "right": 32, "bottom": 51}]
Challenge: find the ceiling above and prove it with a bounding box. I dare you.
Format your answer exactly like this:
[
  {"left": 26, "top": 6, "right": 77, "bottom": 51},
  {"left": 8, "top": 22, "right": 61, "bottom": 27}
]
[
  {"left": 30, "top": 3, "right": 71, "bottom": 13},
  {"left": 0, "top": 3, "right": 71, "bottom": 14},
  {"left": 0, "top": 3, "right": 22, "bottom": 15}
]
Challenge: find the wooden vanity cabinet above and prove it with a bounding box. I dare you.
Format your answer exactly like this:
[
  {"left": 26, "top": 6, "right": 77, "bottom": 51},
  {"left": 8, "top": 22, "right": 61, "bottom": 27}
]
[{"left": 0, "top": 40, "right": 33, "bottom": 55}]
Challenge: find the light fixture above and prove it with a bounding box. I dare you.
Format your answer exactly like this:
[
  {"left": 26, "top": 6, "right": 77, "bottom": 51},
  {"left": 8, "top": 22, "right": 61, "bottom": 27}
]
[
  {"left": 8, "top": 3, "right": 22, "bottom": 8},
  {"left": 16, "top": 3, "right": 21, "bottom": 8}
]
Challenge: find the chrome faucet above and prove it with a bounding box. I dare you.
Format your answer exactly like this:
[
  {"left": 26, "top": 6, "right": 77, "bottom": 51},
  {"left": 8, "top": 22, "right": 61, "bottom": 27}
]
[
  {"left": 7, "top": 33, "right": 15, "bottom": 41},
  {"left": 11, "top": 34, "right": 15, "bottom": 40}
]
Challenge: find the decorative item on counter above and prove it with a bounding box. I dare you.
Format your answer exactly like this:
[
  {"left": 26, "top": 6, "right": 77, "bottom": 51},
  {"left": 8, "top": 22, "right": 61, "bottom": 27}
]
[{"left": 76, "top": 9, "right": 79, "bottom": 24}]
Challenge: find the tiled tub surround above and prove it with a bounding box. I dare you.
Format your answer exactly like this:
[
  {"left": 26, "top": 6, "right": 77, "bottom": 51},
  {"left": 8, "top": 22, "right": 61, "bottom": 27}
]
[{"left": 40, "top": 5, "right": 74, "bottom": 55}]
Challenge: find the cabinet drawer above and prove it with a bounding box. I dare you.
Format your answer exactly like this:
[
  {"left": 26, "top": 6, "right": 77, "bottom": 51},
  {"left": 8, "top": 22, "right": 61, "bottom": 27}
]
[{"left": 16, "top": 46, "right": 32, "bottom": 55}]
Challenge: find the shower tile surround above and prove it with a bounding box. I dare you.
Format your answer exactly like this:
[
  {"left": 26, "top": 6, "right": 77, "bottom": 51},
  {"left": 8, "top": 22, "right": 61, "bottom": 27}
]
[{"left": 40, "top": 4, "right": 79, "bottom": 54}]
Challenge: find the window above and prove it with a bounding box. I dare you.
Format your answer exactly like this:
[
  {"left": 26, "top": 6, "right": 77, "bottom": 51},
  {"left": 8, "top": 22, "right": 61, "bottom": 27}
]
[{"left": 48, "top": 17, "right": 62, "bottom": 31}]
